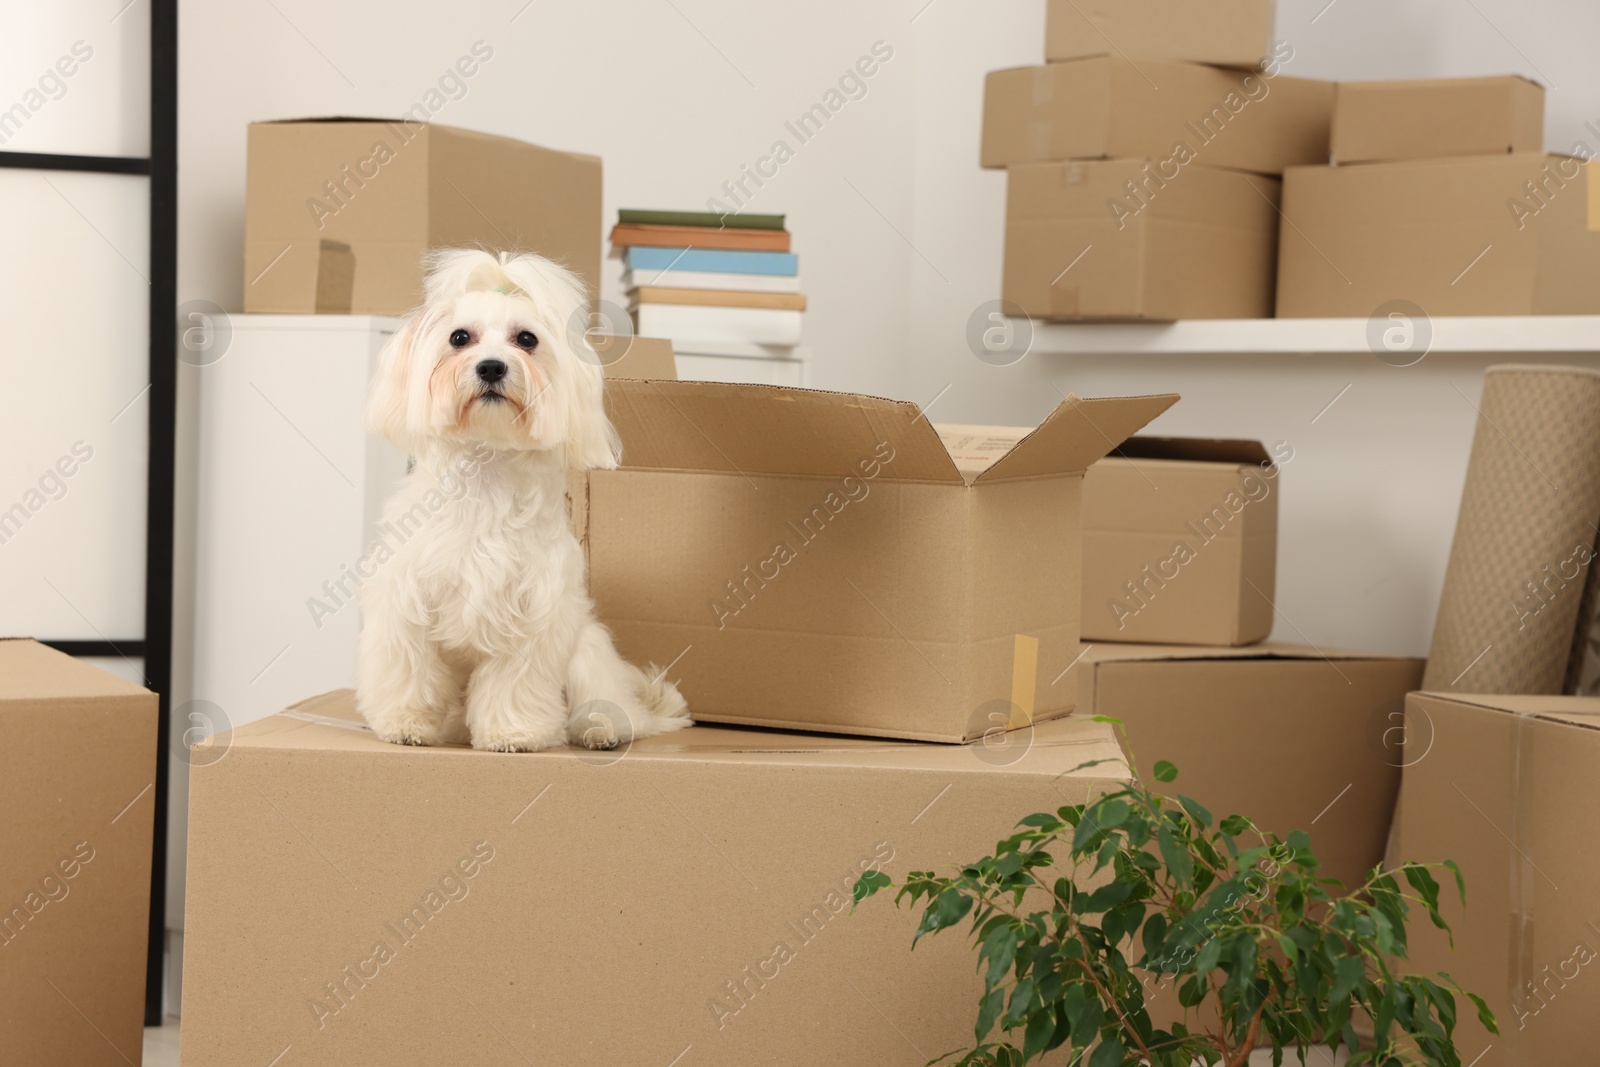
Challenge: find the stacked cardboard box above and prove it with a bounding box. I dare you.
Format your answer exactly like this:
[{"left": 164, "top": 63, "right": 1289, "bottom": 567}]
[
  {"left": 1278, "top": 76, "right": 1600, "bottom": 317},
  {"left": 181, "top": 381, "right": 1182, "bottom": 1060},
  {"left": 1062, "top": 435, "right": 1425, "bottom": 900},
  {"left": 615, "top": 209, "right": 806, "bottom": 385},
  {"left": 982, "top": 2, "right": 1332, "bottom": 320}
]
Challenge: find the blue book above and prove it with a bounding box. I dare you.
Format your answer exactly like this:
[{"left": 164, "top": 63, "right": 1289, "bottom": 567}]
[{"left": 624, "top": 246, "right": 799, "bottom": 276}]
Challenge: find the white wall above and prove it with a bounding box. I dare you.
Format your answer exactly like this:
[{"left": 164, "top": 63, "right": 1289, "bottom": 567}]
[{"left": 177, "top": 0, "right": 1600, "bottom": 667}]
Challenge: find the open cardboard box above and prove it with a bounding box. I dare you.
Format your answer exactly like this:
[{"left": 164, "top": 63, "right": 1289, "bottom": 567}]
[
  {"left": 580, "top": 380, "right": 1178, "bottom": 742},
  {"left": 180, "top": 689, "right": 1132, "bottom": 1066}
]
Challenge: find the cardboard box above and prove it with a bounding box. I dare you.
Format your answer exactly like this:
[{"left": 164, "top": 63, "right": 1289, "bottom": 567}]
[
  {"left": 181, "top": 689, "right": 1131, "bottom": 1066},
  {"left": 1004, "top": 159, "right": 1280, "bottom": 321},
  {"left": 245, "top": 119, "right": 602, "bottom": 315},
  {"left": 1080, "top": 437, "right": 1280, "bottom": 646},
  {"left": 1045, "top": 0, "right": 1275, "bottom": 69},
  {"left": 1331, "top": 75, "right": 1544, "bottom": 165},
  {"left": 1077, "top": 642, "right": 1424, "bottom": 895},
  {"left": 593, "top": 333, "right": 677, "bottom": 380},
  {"left": 583, "top": 380, "right": 1177, "bottom": 742},
  {"left": 1277, "top": 153, "right": 1600, "bottom": 317},
  {"left": 1390, "top": 692, "right": 1600, "bottom": 1064},
  {"left": 0, "top": 640, "right": 158, "bottom": 1066},
  {"left": 982, "top": 59, "right": 1332, "bottom": 176}
]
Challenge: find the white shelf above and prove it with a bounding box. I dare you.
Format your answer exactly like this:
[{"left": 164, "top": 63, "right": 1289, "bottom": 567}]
[{"left": 1026, "top": 316, "right": 1600, "bottom": 357}]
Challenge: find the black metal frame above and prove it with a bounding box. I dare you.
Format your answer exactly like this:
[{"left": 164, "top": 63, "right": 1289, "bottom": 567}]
[{"left": 11, "top": 0, "right": 177, "bottom": 1026}]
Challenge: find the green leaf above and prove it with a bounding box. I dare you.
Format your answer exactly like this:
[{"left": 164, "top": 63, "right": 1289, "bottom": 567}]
[
  {"left": 1023, "top": 1010, "right": 1056, "bottom": 1059},
  {"left": 1193, "top": 936, "right": 1223, "bottom": 979},
  {"left": 979, "top": 924, "right": 1019, "bottom": 992},
  {"left": 975, "top": 984, "right": 1006, "bottom": 1041},
  {"left": 1018, "top": 812, "right": 1065, "bottom": 831},
  {"left": 1403, "top": 865, "right": 1449, "bottom": 933},
  {"left": 1466, "top": 991, "right": 1499, "bottom": 1035},
  {"left": 1444, "top": 858, "right": 1467, "bottom": 905},
  {"left": 1064, "top": 984, "right": 1102, "bottom": 1046},
  {"left": 1075, "top": 879, "right": 1135, "bottom": 916},
  {"left": 915, "top": 888, "right": 974, "bottom": 946},
  {"left": 1004, "top": 977, "right": 1036, "bottom": 1027},
  {"left": 852, "top": 869, "right": 891, "bottom": 906},
  {"left": 1177, "top": 794, "right": 1213, "bottom": 831},
  {"left": 1153, "top": 760, "right": 1179, "bottom": 783},
  {"left": 1329, "top": 954, "right": 1365, "bottom": 1005},
  {"left": 1088, "top": 1036, "right": 1123, "bottom": 1067},
  {"left": 1158, "top": 825, "right": 1195, "bottom": 889}
]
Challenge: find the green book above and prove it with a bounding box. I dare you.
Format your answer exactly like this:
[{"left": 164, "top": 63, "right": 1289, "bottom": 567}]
[{"left": 618, "top": 208, "right": 787, "bottom": 231}]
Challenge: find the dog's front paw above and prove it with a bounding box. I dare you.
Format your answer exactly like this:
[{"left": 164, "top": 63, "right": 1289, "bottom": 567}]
[
  {"left": 371, "top": 710, "right": 447, "bottom": 747},
  {"left": 473, "top": 724, "right": 567, "bottom": 753}
]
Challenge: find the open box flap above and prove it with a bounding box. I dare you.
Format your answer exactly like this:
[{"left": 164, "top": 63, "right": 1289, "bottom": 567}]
[
  {"left": 605, "top": 379, "right": 965, "bottom": 483},
  {"left": 973, "top": 392, "right": 1180, "bottom": 483}
]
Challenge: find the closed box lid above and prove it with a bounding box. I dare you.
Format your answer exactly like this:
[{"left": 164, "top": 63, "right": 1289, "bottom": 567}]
[{"left": 1331, "top": 75, "right": 1545, "bottom": 165}]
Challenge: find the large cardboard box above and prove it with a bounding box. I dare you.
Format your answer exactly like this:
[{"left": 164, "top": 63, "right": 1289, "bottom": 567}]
[
  {"left": 982, "top": 59, "right": 1331, "bottom": 176},
  {"left": 1390, "top": 692, "right": 1600, "bottom": 1065},
  {"left": 1005, "top": 159, "right": 1280, "bottom": 321},
  {"left": 245, "top": 119, "right": 602, "bottom": 315},
  {"left": 1331, "top": 75, "right": 1544, "bottom": 165},
  {"left": 584, "top": 380, "right": 1177, "bottom": 742},
  {"left": 1277, "top": 153, "right": 1600, "bottom": 317},
  {"left": 181, "top": 690, "right": 1131, "bottom": 1066},
  {"left": 1044, "top": 0, "right": 1275, "bottom": 69},
  {"left": 1080, "top": 437, "right": 1280, "bottom": 646},
  {"left": 1078, "top": 642, "right": 1425, "bottom": 895},
  {"left": 0, "top": 640, "right": 158, "bottom": 1066}
]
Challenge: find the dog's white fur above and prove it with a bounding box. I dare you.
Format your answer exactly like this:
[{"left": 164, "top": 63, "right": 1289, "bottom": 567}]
[{"left": 355, "top": 248, "right": 689, "bottom": 752}]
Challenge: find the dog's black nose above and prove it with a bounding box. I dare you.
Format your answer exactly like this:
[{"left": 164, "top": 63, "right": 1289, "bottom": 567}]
[{"left": 476, "top": 359, "right": 508, "bottom": 384}]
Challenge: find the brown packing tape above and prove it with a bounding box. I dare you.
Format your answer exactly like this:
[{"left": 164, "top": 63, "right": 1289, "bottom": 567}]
[
  {"left": 1506, "top": 707, "right": 1536, "bottom": 1063},
  {"left": 315, "top": 240, "right": 355, "bottom": 313},
  {"left": 1031, "top": 65, "right": 1055, "bottom": 105},
  {"left": 1030, "top": 122, "right": 1052, "bottom": 161}
]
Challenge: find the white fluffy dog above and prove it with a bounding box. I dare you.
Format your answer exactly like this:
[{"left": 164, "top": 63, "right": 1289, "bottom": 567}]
[{"left": 356, "top": 248, "right": 690, "bottom": 752}]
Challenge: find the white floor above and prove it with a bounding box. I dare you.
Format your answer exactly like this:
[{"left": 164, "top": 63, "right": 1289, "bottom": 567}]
[{"left": 143, "top": 1018, "right": 180, "bottom": 1067}]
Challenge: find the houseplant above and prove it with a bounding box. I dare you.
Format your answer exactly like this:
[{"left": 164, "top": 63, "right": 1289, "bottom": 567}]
[{"left": 853, "top": 720, "right": 1496, "bottom": 1066}]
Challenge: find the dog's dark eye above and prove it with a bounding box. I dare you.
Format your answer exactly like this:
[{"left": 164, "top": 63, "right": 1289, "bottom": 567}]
[
  {"left": 449, "top": 328, "right": 472, "bottom": 348},
  {"left": 515, "top": 330, "right": 538, "bottom": 351}
]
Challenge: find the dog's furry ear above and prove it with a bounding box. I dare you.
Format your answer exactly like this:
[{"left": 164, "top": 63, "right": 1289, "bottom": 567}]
[
  {"left": 367, "top": 312, "right": 422, "bottom": 448},
  {"left": 559, "top": 355, "right": 622, "bottom": 471}
]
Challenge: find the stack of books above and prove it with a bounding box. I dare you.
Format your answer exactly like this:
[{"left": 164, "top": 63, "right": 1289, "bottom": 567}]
[{"left": 613, "top": 209, "right": 805, "bottom": 382}]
